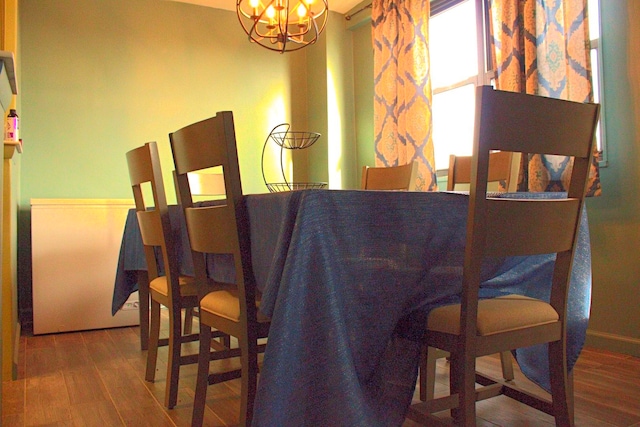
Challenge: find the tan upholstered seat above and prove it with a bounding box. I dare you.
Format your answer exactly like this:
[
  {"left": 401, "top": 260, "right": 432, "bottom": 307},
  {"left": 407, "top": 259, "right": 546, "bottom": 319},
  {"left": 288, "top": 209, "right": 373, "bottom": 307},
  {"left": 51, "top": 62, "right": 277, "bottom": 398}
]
[
  {"left": 201, "top": 290, "right": 270, "bottom": 323},
  {"left": 406, "top": 86, "right": 600, "bottom": 427},
  {"left": 427, "top": 294, "right": 559, "bottom": 336},
  {"left": 148, "top": 275, "right": 198, "bottom": 298}
]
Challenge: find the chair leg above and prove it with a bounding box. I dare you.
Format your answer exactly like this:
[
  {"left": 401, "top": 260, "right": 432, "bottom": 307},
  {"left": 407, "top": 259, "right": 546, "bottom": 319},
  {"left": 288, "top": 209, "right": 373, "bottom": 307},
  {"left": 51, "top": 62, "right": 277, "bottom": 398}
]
[
  {"left": 450, "top": 350, "right": 477, "bottom": 426},
  {"left": 462, "top": 352, "right": 478, "bottom": 427},
  {"left": 192, "top": 324, "right": 212, "bottom": 427},
  {"left": 419, "top": 346, "right": 427, "bottom": 401},
  {"left": 500, "top": 350, "right": 515, "bottom": 381},
  {"left": 420, "top": 346, "right": 451, "bottom": 402},
  {"left": 138, "top": 271, "right": 150, "bottom": 351},
  {"left": 165, "top": 304, "right": 183, "bottom": 409},
  {"left": 145, "top": 298, "right": 161, "bottom": 382},
  {"left": 184, "top": 308, "right": 194, "bottom": 335},
  {"left": 548, "top": 340, "right": 573, "bottom": 426},
  {"left": 449, "top": 351, "right": 462, "bottom": 422},
  {"left": 222, "top": 334, "right": 231, "bottom": 349},
  {"left": 420, "top": 346, "right": 443, "bottom": 402},
  {"left": 238, "top": 332, "right": 259, "bottom": 427}
]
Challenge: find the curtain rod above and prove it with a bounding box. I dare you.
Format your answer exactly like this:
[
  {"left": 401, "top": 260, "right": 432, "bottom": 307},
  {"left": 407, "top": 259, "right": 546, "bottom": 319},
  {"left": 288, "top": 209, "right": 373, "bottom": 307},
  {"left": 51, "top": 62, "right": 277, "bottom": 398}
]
[{"left": 345, "top": 2, "right": 372, "bottom": 20}]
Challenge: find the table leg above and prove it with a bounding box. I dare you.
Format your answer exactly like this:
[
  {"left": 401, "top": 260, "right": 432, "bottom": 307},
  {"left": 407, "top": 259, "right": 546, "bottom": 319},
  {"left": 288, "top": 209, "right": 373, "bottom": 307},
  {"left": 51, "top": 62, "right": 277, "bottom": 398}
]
[{"left": 137, "top": 270, "right": 150, "bottom": 351}]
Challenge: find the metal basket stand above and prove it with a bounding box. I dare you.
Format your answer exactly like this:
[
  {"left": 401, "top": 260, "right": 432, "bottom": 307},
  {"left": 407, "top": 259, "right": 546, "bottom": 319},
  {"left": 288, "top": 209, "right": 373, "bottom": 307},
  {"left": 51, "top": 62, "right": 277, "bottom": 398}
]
[{"left": 261, "top": 123, "right": 327, "bottom": 192}]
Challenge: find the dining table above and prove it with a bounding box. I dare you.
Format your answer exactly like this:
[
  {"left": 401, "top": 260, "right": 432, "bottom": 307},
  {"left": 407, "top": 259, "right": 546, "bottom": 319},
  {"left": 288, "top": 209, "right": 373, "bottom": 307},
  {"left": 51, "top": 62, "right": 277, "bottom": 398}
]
[{"left": 111, "top": 189, "right": 592, "bottom": 426}]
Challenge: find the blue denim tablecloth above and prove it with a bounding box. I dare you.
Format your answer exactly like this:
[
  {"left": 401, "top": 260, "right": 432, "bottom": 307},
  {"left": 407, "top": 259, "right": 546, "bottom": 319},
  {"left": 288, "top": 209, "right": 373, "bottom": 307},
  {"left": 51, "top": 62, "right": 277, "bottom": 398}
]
[{"left": 112, "top": 190, "right": 591, "bottom": 426}]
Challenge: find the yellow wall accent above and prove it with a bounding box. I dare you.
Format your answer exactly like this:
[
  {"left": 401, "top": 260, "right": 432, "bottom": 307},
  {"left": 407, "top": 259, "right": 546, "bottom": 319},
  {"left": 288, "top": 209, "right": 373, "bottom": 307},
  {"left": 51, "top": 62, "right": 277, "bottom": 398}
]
[
  {"left": 2, "top": 0, "right": 19, "bottom": 382},
  {"left": 3, "top": 144, "right": 20, "bottom": 381}
]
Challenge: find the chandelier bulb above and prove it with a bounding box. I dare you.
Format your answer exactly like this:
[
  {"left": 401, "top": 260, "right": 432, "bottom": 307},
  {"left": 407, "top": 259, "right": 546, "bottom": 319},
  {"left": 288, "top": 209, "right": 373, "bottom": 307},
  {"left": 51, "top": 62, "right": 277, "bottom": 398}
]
[{"left": 297, "top": 3, "right": 306, "bottom": 18}]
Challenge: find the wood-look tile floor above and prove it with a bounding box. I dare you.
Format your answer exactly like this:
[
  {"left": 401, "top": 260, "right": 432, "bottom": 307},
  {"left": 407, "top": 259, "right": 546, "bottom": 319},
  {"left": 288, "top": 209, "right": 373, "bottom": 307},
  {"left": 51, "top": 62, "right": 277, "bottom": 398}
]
[{"left": 3, "top": 316, "right": 640, "bottom": 426}]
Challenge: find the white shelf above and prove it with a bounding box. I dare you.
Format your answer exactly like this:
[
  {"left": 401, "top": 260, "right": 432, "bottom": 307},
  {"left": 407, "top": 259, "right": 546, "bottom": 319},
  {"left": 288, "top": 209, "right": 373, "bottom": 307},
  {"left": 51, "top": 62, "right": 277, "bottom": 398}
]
[{"left": 3, "top": 140, "right": 22, "bottom": 159}]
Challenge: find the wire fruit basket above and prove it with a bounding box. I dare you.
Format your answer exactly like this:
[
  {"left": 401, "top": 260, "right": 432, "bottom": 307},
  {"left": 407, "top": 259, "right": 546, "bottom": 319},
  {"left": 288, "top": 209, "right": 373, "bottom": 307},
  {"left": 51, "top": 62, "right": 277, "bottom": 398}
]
[
  {"left": 269, "top": 130, "right": 320, "bottom": 149},
  {"left": 265, "top": 182, "right": 327, "bottom": 192},
  {"left": 261, "top": 123, "right": 327, "bottom": 192}
]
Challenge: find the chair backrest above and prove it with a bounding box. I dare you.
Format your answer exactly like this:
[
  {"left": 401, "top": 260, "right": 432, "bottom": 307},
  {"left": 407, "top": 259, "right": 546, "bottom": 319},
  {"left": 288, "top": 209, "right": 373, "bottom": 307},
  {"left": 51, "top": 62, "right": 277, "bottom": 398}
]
[
  {"left": 361, "top": 160, "right": 418, "bottom": 190},
  {"left": 447, "top": 151, "right": 518, "bottom": 192},
  {"left": 126, "top": 142, "right": 181, "bottom": 297},
  {"left": 170, "top": 111, "right": 258, "bottom": 321},
  {"left": 463, "top": 85, "right": 600, "bottom": 325}
]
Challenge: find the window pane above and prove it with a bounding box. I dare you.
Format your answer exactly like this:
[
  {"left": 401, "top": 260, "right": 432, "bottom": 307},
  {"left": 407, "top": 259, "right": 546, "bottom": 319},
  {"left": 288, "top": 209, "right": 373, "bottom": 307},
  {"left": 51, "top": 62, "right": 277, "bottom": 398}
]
[
  {"left": 588, "top": 0, "right": 599, "bottom": 40},
  {"left": 590, "top": 49, "right": 600, "bottom": 103},
  {"left": 430, "top": 0, "right": 477, "bottom": 88},
  {"left": 432, "top": 84, "right": 476, "bottom": 170},
  {"left": 590, "top": 48, "right": 602, "bottom": 152}
]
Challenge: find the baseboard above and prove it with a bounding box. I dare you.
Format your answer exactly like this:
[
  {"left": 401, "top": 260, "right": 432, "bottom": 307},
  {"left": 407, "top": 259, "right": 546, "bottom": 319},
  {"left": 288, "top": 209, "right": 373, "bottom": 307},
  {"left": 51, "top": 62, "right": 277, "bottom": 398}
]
[{"left": 585, "top": 329, "right": 640, "bottom": 357}]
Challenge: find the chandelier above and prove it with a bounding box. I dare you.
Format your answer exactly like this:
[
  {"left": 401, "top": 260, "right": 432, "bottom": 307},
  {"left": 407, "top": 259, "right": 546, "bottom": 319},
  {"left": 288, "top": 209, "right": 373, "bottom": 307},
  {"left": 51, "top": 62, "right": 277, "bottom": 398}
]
[{"left": 236, "top": 0, "right": 329, "bottom": 53}]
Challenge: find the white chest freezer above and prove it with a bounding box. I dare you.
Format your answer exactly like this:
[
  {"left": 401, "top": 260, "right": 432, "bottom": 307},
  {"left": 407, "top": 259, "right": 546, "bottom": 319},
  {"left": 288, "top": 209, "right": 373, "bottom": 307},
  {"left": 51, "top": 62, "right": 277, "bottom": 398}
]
[{"left": 31, "top": 199, "right": 140, "bottom": 334}]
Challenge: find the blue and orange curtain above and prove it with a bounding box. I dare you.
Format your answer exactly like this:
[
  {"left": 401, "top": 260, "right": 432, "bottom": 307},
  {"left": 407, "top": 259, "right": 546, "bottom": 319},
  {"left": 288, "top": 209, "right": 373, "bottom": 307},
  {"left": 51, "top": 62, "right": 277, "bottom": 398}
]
[
  {"left": 372, "top": 0, "right": 600, "bottom": 195},
  {"left": 372, "top": 0, "right": 438, "bottom": 191},
  {"left": 489, "top": 0, "right": 601, "bottom": 195}
]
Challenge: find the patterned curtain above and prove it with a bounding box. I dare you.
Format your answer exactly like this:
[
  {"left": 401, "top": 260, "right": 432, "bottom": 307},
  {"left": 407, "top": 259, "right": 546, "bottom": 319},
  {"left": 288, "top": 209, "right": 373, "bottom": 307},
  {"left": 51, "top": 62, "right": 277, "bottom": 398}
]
[
  {"left": 372, "top": 0, "right": 438, "bottom": 191},
  {"left": 489, "top": 0, "right": 601, "bottom": 196}
]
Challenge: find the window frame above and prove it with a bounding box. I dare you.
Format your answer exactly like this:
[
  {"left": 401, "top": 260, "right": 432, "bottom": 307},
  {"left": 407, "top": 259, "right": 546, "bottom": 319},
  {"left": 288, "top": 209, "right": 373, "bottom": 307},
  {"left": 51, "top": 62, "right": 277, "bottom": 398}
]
[{"left": 430, "top": 0, "right": 607, "bottom": 170}]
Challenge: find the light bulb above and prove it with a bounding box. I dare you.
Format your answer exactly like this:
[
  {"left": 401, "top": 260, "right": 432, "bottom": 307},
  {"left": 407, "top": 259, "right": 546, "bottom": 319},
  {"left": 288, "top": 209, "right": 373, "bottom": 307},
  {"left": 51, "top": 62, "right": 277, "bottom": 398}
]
[
  {"left": 266, "top": 5, "right": 276, "bottom": 19},
  {"left": 249, "top": 0, "right": 260, "bottom": 8},
  {"left": 297, "top": 3, "right": 307, "bottom": 18}
]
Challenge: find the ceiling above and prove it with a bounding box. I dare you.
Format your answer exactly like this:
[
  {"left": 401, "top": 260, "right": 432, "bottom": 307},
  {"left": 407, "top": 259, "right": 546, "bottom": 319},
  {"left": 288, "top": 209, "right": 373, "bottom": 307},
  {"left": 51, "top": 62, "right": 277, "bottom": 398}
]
[{"left": 169, "top": 0, "right": 363, "bottom": 15}]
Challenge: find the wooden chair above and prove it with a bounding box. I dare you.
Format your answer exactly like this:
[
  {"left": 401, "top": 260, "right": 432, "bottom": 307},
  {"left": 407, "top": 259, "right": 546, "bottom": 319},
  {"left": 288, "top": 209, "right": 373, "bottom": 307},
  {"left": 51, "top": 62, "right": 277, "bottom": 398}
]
[
  {"left": 126, "top": 141, "right": 203, "bottom": 409},
  {"left": 447, "top": 151, "right": 519, "bottom": 192},
  {"left": 406, "top": 86, "right": 600, "bottom": 426},
  {"left": 420, "top": 150, "right": 519, "bottom": 402},
  {"left": 135, "top": 170, "right": 225, "bottom": 349},
  {"left": 361, "top": 160, "right": 418, "bottom": 190},
  {"left": 170, "top": 111, "right": 270, "bottom": 427}
]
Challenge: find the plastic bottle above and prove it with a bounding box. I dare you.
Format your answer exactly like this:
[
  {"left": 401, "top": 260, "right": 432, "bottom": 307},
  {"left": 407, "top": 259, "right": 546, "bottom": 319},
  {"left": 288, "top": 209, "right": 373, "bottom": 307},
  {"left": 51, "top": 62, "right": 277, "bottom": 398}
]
[{"left": 5, "top": 109, "right": 19, "bottom": 142}]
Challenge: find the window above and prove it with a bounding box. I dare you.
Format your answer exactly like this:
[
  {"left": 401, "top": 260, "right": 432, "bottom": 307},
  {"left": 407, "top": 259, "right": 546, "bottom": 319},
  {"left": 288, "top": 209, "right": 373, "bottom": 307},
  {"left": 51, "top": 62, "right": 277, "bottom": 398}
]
[
  {"left": 588, "top": 0, "right": 607, "bottom": 166},
  {"left": 429, "top": 0, "right": 605, "bottom": 172},
  {"left": 430, "top": 0, "right": 491, "bottom": 173}
]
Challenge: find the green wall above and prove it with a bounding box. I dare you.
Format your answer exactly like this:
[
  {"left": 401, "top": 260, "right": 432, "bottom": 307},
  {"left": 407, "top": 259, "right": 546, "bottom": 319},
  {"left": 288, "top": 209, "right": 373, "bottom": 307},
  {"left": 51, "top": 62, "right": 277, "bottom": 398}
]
[
  {"left": 583, "top": 0, "right": 640, "bottom": 356},
  {"left": 303, "top": 10, "right": 360, "bottom": 190},
  {"left": 19, "top": 0, "right": 307, "bottom": 202},
  {"left": 351, "top": 16, "right": 375, "bottom": 176},
  {"left": 305, "top": 19, "right": 329, "bottom": 186},
  {"left": 17, "top": 0, "right": 359, "bottom": 326}
]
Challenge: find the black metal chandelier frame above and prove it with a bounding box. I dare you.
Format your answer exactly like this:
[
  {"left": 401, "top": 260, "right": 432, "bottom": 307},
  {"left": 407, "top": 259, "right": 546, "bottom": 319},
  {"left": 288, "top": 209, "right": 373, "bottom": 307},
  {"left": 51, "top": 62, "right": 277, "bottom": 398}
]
[{"left": 236, "top": 0, "right": 329, "bottom": 53}]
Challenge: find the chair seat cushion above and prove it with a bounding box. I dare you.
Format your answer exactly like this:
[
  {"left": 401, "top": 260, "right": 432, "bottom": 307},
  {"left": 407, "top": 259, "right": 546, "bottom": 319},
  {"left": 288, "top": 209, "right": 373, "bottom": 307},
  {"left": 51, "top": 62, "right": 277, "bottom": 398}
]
[
  {"left": 149, "top": 275, "right": 198, "bottom": 297},
  {"left": 427, "top": 294, "right": 559, "bottom": 336},
  {"left": 200, "top": 289, "right": 270, "bottom": 323}
]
